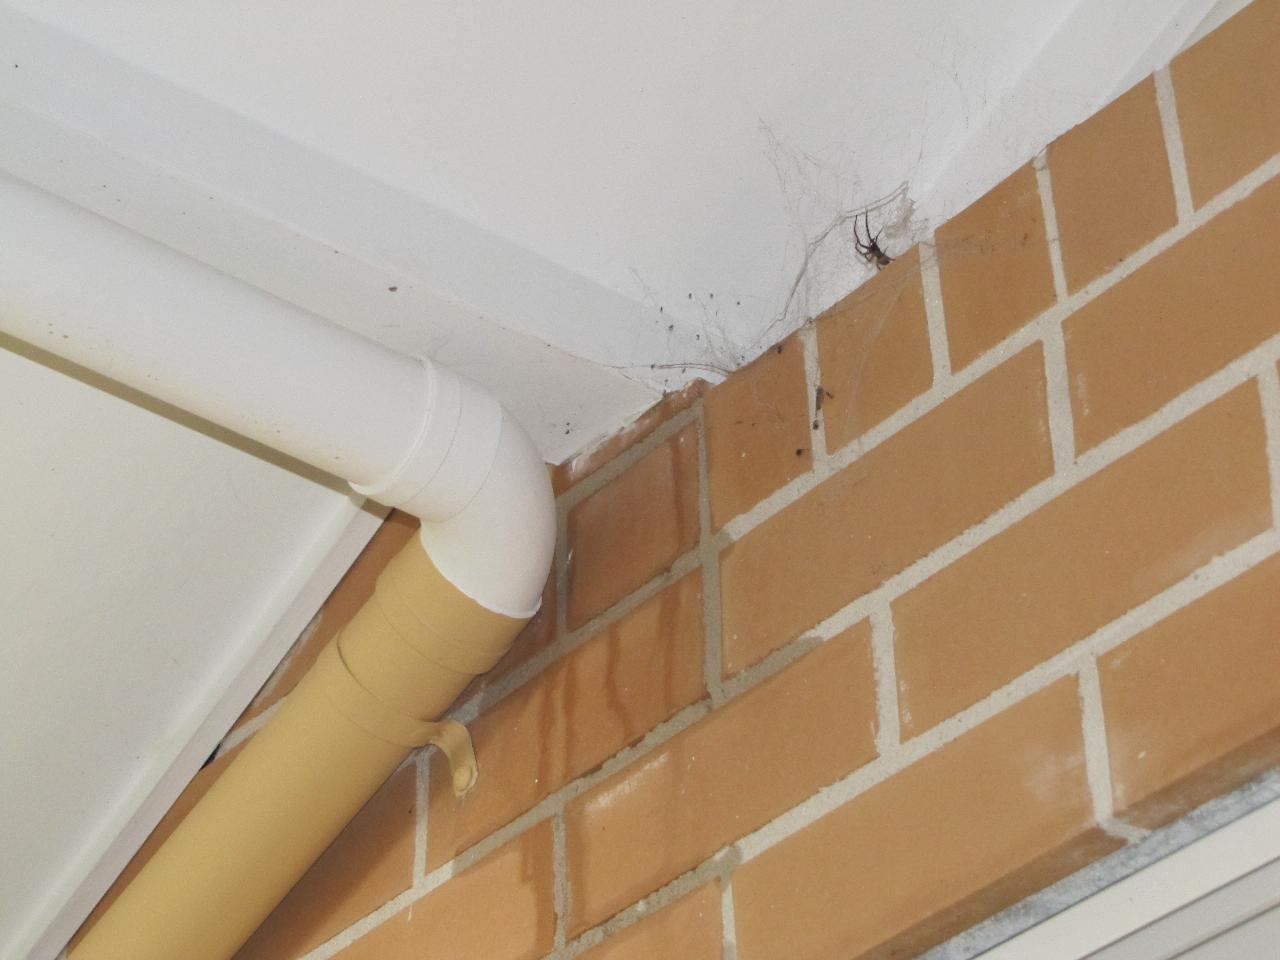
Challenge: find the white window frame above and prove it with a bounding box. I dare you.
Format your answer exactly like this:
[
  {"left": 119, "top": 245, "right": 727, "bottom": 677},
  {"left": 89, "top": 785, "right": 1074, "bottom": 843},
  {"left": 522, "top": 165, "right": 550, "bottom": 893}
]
[{"left": 975, "top": 796, "right": 1280, "bottom": 959}]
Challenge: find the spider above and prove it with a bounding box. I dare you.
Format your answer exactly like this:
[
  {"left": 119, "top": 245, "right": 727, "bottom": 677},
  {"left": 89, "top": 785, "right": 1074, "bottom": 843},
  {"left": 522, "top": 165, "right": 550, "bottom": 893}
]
[{"left": 853, "top": 212, "right": 893, "bottom": 270}]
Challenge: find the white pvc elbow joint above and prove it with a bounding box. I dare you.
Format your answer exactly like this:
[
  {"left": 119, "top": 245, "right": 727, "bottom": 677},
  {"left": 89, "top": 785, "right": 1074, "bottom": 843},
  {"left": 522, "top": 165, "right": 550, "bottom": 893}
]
[
  {"left": 0, "top": 177, "right": 553, "bottom": 618},
  {"left": 350, "top": 357, "right": 555, "bottom": 620}
]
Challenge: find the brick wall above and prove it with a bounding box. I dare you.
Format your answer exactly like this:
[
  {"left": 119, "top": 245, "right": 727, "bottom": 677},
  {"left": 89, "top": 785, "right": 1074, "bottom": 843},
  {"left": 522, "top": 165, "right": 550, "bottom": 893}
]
[{"left": 73, "top": 2, "right": 1280, "bottom": 958}]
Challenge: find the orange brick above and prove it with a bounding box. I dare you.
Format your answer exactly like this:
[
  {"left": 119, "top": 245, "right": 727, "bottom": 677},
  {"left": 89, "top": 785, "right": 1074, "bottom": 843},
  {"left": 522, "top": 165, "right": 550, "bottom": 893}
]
[
  {"left": 429, "top": 573, "right": 705, "bottom": 869},
  {"left": 733, "top": 679, "right": 1119, "bottom": 960},
  {"left": 894, "top": 384, "right": 1271, "bottom": 738},
  {"left": 1101, "top": 553, "right": 1280, "bottom": 829},
  {"left": 1065, "top": 174, "right": 1280, "bottom": 452},
  {"left": 236, "top": 765, "right": 417, "bottom": 959},
  {"left": 334, "top": 823, "right": 555, "bottom": 960},
  {"left": 567, "top": 424, "right": 699, "bottom": 628},
  {"left": 705, "top": 334, "right": 812, "bottom": 529},
  {"left": 564, "top": 628, "right": 877, "bottom": 934},
  {"left": 71, "top": 742, "right": 248, "bottom": 950},
  {"left": 816, "top": 247, "right": 934, "bottom": 452},
  {"left": 720, "top": 347, "right": 1052, "bottom": 675},
  {"left": 1049, "top": 77, "right": 1178, "bottom": 292},
  {"left": 578, "top": 884, "right": 722, "bottom": 960},
  {"left": 936, "top": 164, "right": 1057, "bottom": 370},
  {"left": 554, "top": 382, "right": 705, "bottom": 496},
  {"left": 1173, "top": 0, "right": 1280, "bottom": 206},
  {"left": 232, "top": 511, "right": 419, "bottom": 732}
]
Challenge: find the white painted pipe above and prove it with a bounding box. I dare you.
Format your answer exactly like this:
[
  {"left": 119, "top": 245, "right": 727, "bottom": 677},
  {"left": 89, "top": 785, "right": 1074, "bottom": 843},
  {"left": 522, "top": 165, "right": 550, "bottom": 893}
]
[
  {"left": 0, "top": 172, "right": 554, "bottom": 617},
  {"left": 1, "top": 172, "right": 557, "bottom": 959}
]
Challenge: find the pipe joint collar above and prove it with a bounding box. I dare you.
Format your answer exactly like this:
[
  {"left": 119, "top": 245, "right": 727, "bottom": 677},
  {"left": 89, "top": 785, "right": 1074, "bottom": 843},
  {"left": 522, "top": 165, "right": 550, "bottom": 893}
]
[
  {"left": 313, "top": 641, "right": 478, "bottom": 795},
  {"left": 351, "top": 358, "right": 502, "bottom": 523}
]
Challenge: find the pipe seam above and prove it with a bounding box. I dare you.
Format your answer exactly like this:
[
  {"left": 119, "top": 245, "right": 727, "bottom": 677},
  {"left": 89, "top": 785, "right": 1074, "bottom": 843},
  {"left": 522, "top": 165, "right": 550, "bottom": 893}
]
[
  {"left": 314, "top": 642, "right": 440, "bottom": 749},
  {"left": 349, "top": 358, "right": 456, "bottom": 516}
]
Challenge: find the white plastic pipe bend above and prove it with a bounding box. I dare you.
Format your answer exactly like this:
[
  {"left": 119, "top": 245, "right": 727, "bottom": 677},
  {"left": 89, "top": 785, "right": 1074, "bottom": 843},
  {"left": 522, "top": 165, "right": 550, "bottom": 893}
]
[
  {"left": 0, "top": 172, "right": 555, "bottom": 619},
  {"left": 351, "top": 358, "right": 555, "bottom": 618}
]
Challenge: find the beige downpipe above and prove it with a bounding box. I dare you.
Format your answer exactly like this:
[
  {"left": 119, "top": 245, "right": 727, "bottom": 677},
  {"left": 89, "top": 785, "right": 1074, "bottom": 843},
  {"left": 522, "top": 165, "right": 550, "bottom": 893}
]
[
  {"left": 69, "top": 536, "right": 532, "bottom": 960},
  {"left": 0, "top": 175, "right": 556, "bottom": 960}
]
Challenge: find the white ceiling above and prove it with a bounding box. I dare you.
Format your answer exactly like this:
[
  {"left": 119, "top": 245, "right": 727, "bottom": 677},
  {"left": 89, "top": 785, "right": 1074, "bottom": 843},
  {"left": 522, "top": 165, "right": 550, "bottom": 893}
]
[
  {"left": 0, "top": 1, "right": 1243, "bottom": 957},
  {"left": 1, "top": 0, "right": 1239, "bottom": 456}
]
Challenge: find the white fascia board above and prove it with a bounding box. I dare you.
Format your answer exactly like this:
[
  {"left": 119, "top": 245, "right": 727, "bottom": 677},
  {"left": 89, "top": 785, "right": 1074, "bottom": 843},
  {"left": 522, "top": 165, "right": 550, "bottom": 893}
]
[
  {"left": 0, "top": 4, "right": 664, "bottom": 463},
  {"left": 10, "top": 497, "right": 384, "bottom": 960}
]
